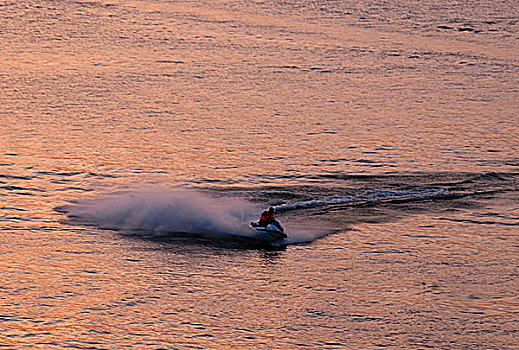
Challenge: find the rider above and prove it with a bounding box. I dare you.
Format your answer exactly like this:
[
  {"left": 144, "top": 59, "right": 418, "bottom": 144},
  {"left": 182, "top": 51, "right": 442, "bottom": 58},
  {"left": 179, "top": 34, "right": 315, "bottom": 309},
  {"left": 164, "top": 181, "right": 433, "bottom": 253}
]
[{"left": 258, "top": 207, "right": 275, "bottom": 227}]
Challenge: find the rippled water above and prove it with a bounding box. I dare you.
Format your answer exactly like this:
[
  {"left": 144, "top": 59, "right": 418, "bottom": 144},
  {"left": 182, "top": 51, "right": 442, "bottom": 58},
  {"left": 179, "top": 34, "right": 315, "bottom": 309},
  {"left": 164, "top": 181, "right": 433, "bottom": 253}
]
[{"left": 1, "top": 0, "right": 518, "bottom": 348}]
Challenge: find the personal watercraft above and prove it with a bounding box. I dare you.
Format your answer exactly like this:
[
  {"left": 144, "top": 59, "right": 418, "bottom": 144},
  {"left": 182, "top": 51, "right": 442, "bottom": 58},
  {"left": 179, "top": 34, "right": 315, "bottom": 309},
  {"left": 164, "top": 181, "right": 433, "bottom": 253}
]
[{"left": 250, "top": 221, "right": 287, "bottom": 243}]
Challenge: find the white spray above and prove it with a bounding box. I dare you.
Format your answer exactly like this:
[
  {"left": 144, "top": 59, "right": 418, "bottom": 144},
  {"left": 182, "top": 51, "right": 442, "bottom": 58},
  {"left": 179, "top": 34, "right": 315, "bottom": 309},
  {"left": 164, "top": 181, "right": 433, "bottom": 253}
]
[
  {"left": 61, "top": 187, "right": 334, "bottom": 244},
  {"left": 63, "top": 188, "right": 257, "bottom": 237}
]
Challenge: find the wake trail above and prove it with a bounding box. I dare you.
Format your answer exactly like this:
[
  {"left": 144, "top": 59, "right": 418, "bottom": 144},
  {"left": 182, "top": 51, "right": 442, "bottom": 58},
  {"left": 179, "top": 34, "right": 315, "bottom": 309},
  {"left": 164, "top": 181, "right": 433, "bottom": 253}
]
[
  {"left": 274, "top": 188, "right": 447, "bottom": 212},
  {"left": 58, "top": 186, "right": 451, "bottom": 246}
]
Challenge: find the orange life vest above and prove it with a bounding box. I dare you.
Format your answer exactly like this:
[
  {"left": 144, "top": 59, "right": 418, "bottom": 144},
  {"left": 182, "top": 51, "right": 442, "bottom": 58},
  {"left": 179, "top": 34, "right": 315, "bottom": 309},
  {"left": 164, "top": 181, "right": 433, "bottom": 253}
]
[{"left": 260, "top": 211, "right": 274, "bottom": 224}]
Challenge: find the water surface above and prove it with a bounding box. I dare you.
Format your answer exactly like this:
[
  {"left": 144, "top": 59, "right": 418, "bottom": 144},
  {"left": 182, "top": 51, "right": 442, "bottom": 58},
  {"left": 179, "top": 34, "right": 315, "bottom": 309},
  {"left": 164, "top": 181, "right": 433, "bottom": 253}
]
[{"left": 1, "top": 0, "right": 518, "bottom": 348}]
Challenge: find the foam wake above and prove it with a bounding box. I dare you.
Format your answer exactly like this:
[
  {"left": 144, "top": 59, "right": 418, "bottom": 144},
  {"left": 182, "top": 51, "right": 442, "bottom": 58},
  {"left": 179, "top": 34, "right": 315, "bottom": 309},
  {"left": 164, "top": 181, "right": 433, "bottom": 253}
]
[
  {"left": 58, "top": 186, "right": 450, "bottom": 246},
  {"left": 275, "top": 188, "right": 446, "bottom": 212}
]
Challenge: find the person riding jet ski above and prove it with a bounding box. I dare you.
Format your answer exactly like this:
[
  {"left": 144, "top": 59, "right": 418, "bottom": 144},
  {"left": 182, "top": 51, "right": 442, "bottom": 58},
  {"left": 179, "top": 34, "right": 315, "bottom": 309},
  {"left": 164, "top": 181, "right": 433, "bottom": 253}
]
[{"left": 252, "top": 207, "right": 284, "bottom": 233}]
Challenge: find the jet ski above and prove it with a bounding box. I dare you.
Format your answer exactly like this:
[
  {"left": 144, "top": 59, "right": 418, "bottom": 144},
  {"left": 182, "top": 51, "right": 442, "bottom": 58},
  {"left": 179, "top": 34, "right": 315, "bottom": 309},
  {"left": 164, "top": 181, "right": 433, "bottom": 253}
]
[{"left": 250, "top": 221, "right": 287, "bottom": 243}]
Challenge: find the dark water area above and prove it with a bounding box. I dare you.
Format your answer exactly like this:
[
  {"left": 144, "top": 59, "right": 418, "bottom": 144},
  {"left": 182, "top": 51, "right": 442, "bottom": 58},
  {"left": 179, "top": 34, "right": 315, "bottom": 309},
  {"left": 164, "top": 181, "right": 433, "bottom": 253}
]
[{"left": 1, "top": 0, "right": 518, "bottom": 348}]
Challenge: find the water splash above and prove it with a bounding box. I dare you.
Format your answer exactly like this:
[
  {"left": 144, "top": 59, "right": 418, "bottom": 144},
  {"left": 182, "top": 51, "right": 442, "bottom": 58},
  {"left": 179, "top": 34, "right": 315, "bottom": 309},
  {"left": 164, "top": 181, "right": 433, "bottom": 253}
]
[
  {"left": 59, "top": 187, "right": 334, "bottom": 245},
  {"left": 61, "top": 188, "right": 256, "bottom": 237}
]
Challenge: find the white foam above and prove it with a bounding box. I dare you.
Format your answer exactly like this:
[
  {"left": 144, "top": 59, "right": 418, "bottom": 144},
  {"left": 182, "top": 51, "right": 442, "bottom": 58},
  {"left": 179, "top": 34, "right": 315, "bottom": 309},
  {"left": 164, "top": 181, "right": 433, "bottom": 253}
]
[
  {"left": 275, "top": 188, "right": 446, "bottom": 211},
  {"left": 62, "top": 187, "right": 444, "bottom": 245}
]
